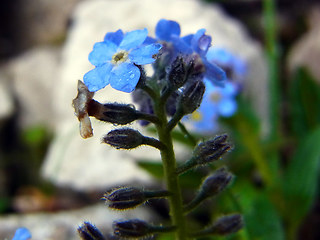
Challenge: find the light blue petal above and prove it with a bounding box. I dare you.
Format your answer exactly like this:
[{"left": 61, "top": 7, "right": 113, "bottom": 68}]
[
  {"left": 206, "top": 48, "right": 233, "bottom": 65},
  {"left": 172, "top": 37, "right": 193, "bottom": 54},
  {"left": 143, "top": 36, "right": 157, "bottom": 44},
  {"left": 217, "top": 99, "right": 237, "bottom": 117},
  {"left": 88, "top": 41, "right": 117, "bottom": 66},
  {"left": 119, "top": 28, "right": 148, "bottom": 50},
  {"left": 191, "top": 29, "right": 211, "bottom": 56},
  {"left": 204, "top": 59, "right": 226, "bottom": 86},
  {"left": 110, "top": 63, "right": 141, "bottom": 93},
  {"left": 83, "top": 64, "right": 112, "bottom": 92},
  {"left": 221, "top": 82, "right": 237, "bottom": 96},
  {"left": 155, "top": 19, "right": 181, "bottom": 41},
  {"left": 129, "top": 43, "right": 162, "bottom": 65},
  {"left": 12, "top": 227, "right": 31, "bottom": 240},
  {"left": 104, "top": 29, "right": 124, "bottom": 46}
]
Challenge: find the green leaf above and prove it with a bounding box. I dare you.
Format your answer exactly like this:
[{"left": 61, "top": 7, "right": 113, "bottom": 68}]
[
  {"left": 289, "top": 68, "right": 320, "bottom": 137},
  {"left": 234, "top": 181, "right": 285, "bottom": 240},
  {"left": 283, "top": 126, "right": 320, "bottom": 233},
  {"left": 137, "top": 160, "right": 164, "bottom": 179}
]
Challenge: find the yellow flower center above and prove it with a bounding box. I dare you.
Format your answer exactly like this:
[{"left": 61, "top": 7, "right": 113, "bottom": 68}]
[
  {"left": 210, "top": 92, "right": 221, "bottom": 102},
  {"left": 191, "top": 111, "right": 202, "bottom": 122},
  {"left": 111, "top": 50, "right": 129, "bottom": 65}
]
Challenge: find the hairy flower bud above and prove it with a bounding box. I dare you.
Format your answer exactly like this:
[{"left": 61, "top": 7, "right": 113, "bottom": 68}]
[
  {"left": 201, "top": 167, "right": 233, "bottom": 198},
  {"left": 193, "top": 134, "right": 231, "bottom": 164},
  {"left": 209, "top": 214, "right": 243, "bottom": 235},
  {"left": 102, "top": 128, "right": 144, "bottom": 149},
  {"left": 78, "top": 222, "right": 105, "bottom": 240},
  {"left": 168, "top": 56, "right": 187, "bottom": 89},
  {"left": 88, "top": 101, "right": 139, "bottom": 125},
  {"left": 103, "top": 187, "right": 146, "bottom": 210},
  {"left": 178, "top": 80, "right": 205, "bottom": 114},
  {"left": 113, "top": 219, "right": 152, "bottom": 238}
]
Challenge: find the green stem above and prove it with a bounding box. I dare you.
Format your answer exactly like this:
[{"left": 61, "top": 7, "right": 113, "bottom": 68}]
[
  {"left": 178, "top": 122, "right": 197, "bottom": 147},
  {"left": 263, "top": 0, "right": 280, "bottom": 141},
  {"left": 153, "top": 98, "right": 188, "bottom": 240}
]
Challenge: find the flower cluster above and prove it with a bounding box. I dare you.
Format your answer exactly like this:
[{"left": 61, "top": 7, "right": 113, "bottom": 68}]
[{"left": 75, "top": 19, "right": 243, "bottom": 240}]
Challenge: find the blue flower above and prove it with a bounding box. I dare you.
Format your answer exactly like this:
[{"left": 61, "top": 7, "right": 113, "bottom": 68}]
[
  {"left": 152, "top": 19, "right": 227, "bottom": 85},
  {"left": 84, "top": 28, "right": 162, "bottom": 93},
  {"left": 12, "top": 228, "right": 31, "bottom": 240},
  {"left": 206, "top": 47, "right": 247, "bottom": 87},
  {"left": 186, "top": 81, "right": 238, "bottom": 133}
]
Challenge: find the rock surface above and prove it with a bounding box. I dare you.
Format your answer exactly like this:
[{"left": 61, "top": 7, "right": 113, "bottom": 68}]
[
  {"left": 0, "top": 203, "right": 151, "bottom": 240},
  {"left": 42, "top": 0, "right": 267, "bottom": 190},
  {"left": 288, "top": 6, "right": 320, "bottom": 81}
]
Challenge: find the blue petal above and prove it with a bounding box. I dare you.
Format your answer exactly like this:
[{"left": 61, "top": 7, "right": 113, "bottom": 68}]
[
  {"left": 181, "top": 34, "right": 193, "bottom": 46},
  {"left": 12, "top": 228, "right": 31, "bottom": 240},
  {"left": 83, "top": 64, "right": 112, "bottom": 92},
  {"left": 221, "top": 82, "right": 237, "bottom": 96},
  {"left": 217, "top": 99, "right": 237, "bottom": 117},
  {"left": 88, "top": 41, "right": 117, "bottom": 66},
  {"left": 155, "top": 19, "right": 181, "bottom": 41},
  {"left": 172, "top": 36, "right": 193, "bottom": 54},
  {"left": 206, "top": 48, "right": 233, "bottom": 65},
  {"left": 129, "top": 43, "right": 162, "bottom": 65},
  {"left": 119, "top": 28, "right": 148, "bottom": 50},
  {"left": 110, "top": 63, "right": 141, "bottom": 93},
  {"left": 191, "top": 29, "right": 211, "bottom": 56},
  {"left": 104, "top": 29, "right": 124, "bottom": 46},
  {"left": 143, "top": 36, "right": 157, "bottom": 44},
  {"left": 203, "top": 59, "right": 226, "bottom": 86}
]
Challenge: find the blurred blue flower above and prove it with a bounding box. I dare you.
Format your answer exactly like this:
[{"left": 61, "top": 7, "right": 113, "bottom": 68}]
[
  {"left": 12, "top": 228, "right": 31, "bottom": 240},
  {"left": 206, "top": 47, "right": 247, "bottom": 89},
  {"left": 187, "top": 81, "right": 238, "bottom": 133},
  {"left": 84, "top": 29, "right": 162, "bottom": 93}
]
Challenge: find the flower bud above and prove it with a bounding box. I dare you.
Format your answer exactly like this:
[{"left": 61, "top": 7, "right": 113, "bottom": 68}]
[
  {"left": 178, "top": 80, "right": 205, "bottom": 114},
  {"left": 88, "top": 101, "right": 139, "bottom": 125},
  {"left": 201, "top": 167, "right": 233, "bottom": 197},
  {"left": 113, "top": 219, "right": 152, "bottom": 238},
  {"left": 103, "top": 187, "right": 146, "bottom": 210},
  {"left": 209, "top": 214, "right": 243, "bottom": 235},
  {"left": 193, "top": 134, "right": 231, "bottom": 164},
  {"left": 168, "top": 56, "right": 187, "bottom": 89},
  {"left": 102, "top": 128, "right": 144, "bottom": 149},
  {"left": 78, "top": 222, "right": 105, "bottom": 240}
]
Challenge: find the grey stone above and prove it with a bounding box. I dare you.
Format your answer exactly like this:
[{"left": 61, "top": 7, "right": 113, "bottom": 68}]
[
  {"left": 0, "top": 203, "right": 151, "bottom": 240},
  {"left": 42, "top": 0, "right": 267, "bottom": 190},
  {"left": 0, "top": 72, "right": 14, "bottom": 122},
  {"left": 7, "top": 46, "right": 61, "bottom": 128}
]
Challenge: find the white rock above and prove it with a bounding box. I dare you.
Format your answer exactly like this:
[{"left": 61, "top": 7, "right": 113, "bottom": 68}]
[
  {"left": 7, "top": 46, "right": 61, "bottom": 128},
  {"left": 42, "top": 0, "right": 267, "bottom": 190},
  {"left": 0, "top": 203, "right": 151, "bottom": 240},
  {"left": 0, "top": 72, "right": 14, "bottom": 121}
]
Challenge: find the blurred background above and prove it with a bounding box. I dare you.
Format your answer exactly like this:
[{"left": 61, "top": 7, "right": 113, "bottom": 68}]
[{"left": 0, "top": 0, "right": 320, "bottom": 239}]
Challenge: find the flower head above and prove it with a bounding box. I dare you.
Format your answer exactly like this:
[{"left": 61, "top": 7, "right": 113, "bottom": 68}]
[
  {"left": 187, "top": 80, "right": 238, "bottom": 133},
  {"left": 12, "top": 228, "right": 31, "bottom": 240},
  {"left": 84, "top": 28, "right": 162, "bottom": 93}
]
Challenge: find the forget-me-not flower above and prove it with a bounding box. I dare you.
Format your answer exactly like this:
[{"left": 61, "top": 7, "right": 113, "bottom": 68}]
[
  {"left": 84, "top": 28, "right": 162, "bottom": 93},
  {"left": 187, "top": 81, "right": 238, "bottom": 133},
  {"left": 12, "top": 228, "right": 31, "bottom": 240},
  {"left": 152, "top": 19, "right": 226, "bottom": 85}
]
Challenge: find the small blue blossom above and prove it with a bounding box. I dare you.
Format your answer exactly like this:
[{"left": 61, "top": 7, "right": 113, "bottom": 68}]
[
  {"left": 84, "top": 28, "right": 162, "bottom": 93},
  {"left": 186, "top": 81, "right": 238, "bottom": 133},
  {"left": 12, "top": 228, "right": 31, "bottom": 240},
  {"left": 206, "top": 47, "right": 247, "bottom": 88}
]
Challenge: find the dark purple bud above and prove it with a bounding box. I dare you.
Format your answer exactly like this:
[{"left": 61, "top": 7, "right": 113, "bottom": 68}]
[
  {"left": 88, "top": 100, "right": 139, "bottom": 125},
  {"left": 102, "top": 128, "right": 144, "bottom": 149},
  {"left": 78, "top": 222, "right": 105, "bottom": 240},
  {"left": 210, "top": 214, "right": 243, "bottom": 235},
  {"left": 113, "top": 219, "right": 152, "bottom": 238},
  {"left": 193, "top": 134, "right": 231, "bottom": 164},
  {"left": 103, "top": 187, "right": 146, "bottom": 210},
  {"left": 168, "top": 56, "right": 187, "bottom": 89},
  {"left": 179, "top": 80, "right": 205, "bottom": 114},
  {"left": 201, "top": 167, "right": 233, "bottom": 197}
]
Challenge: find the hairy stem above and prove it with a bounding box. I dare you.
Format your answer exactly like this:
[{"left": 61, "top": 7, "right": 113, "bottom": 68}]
[{"left": 153, "top": 98, "right": 188, "bottom": 240}]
